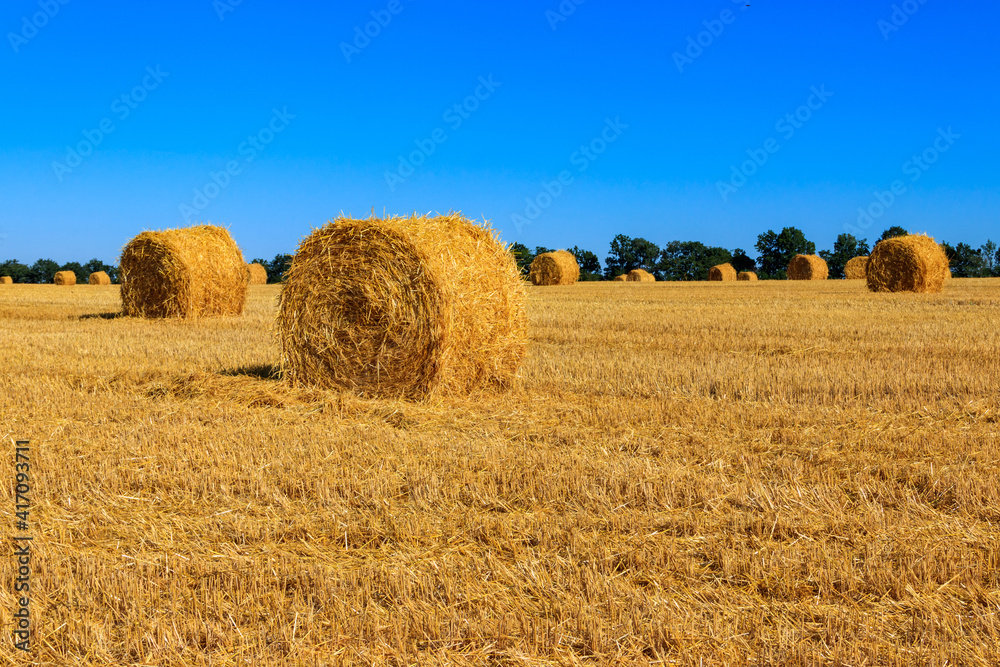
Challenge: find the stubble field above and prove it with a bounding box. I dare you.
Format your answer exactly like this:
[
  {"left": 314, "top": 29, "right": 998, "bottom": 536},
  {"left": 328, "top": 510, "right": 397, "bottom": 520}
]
[{"left": 1, "top": 279, "right": 999, "bottom": 666}]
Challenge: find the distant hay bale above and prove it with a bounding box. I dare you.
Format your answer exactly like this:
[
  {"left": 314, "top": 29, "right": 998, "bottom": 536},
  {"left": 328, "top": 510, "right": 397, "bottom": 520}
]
[
  {"left": 787, "top": 254, "right": 828, "bottom": 280},
  {"left": 119, "top": 225, "right": 248, "bottom": 318},
  {"left": 626, "top": 269, "right": 655, "bottom": 282},
  {"left": 528, "top": 250, "right": 579, "bottom": 286},
  {"left": 844, "top": 256, "right": 868, "bottom": 280},
  {"left": 88, "top": 271, "right": 111, "bottom": 285},
  {"left": 613, "top": 274, "right": 628, "bottom": 282},
  {"left": 54, "top": 271, "right": 76, "bottom": 285},
  {"left": 708, "top": 263, "right": 737, "bottom": 281},
  {"left": 0, "top": 276, "right": 12, "bottom": 285},
  {"left": 737, "top": 271, "right": 758, "bottom": 281},
  {"left": 247, "top": 263, "right": 268, "bottom": 285},
  {"left": 277, "top": 213, "right": 527, "bottom": 400},
  {"left": 866, "top": 234, "right": 949, "bottom": 294}
]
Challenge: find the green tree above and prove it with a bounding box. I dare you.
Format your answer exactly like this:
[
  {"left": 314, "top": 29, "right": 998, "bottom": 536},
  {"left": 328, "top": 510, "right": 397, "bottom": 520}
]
[
  {"left": 27, "top": 258, "right": 60, "bottom": 284},
  {"left": 942, "top": 242, "right": 985, "bottom": 278},
  {"left": 731, "top": 249, "right": 756, "bottom": 273},
  {"left": 0, "top": 259, "right": 30, "bottom": 283},
  {"left": 819, "top": 234, "right": 871, "bottom": 279},
  {"left": 658, "top": 241, "right": 733, "bottom": 281},
  {"left": 755, "top": 227, "right": 815, "bottom": 279},
  {"left": 980, "top": 240, "right": 997, "bottom": 277},
  {"left": 508, "top": 243, "right": 533, "bottom": 277},
  {"left": 568, "top": 246, "right": 602, "bottom": 281},
  {"left": 878, "top": 226, "right": 908, "bottom": 242},
  {"left": 266, "top": 254, "right": 293, "bottom": 283}
]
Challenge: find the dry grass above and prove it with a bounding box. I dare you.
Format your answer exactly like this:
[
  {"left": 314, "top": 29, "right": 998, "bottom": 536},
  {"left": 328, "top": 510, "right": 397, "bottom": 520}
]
[
  {"left": 277, "top": 213, "right": 526, "bottom": 400},
  {"left": 2, "top": 279, "right": 1000, "bottom": 665},
  {"left": 844, "top": 256, "right": 868, "bottom": 280},
  {"left": 787, "top": 254, "right": 828, "bottom": 280},
  {"left": 54, "top": 270, "right": 76, "bottom": 285},
  {"left": 529, "top": 250, "right": 579, "bottom": 286},
  {"left": 120, "top": 225, "right": 248, "bottom": 318},
  {"left": 709, "top": 263, "right": 737, "bottom": 281},
  {"left": 89, "top": 271, "right": 111, "bottom": 286}
]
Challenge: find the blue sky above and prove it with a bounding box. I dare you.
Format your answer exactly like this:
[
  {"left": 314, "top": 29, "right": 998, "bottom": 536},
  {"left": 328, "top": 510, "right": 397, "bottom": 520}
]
[{"left": 1, "top": 0, "right": 997, "bottom": 266}]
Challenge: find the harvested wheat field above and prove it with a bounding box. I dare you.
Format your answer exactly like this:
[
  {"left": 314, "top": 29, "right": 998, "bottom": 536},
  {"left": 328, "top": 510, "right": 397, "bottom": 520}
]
[{"left": 2, "top": 279, "right": 1000, "bottom": 665}]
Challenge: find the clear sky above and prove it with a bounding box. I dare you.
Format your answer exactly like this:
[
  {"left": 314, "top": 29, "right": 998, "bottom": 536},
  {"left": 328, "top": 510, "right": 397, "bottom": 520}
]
[{"left": 1, "top": 0, "right": 997, "bottom": 266}]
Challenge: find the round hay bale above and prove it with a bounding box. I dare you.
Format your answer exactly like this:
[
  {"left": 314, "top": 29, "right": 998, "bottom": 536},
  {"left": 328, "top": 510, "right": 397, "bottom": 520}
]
[
  {"left": 737, "top": 271, "right": 758, "bottom": 281},
  {"left": 88, "top": 271, "right": 111, "bottom": 285},
  {"left": 247, "top": 263, "right": 268, "bottom": 285},
  {"left": 119, "top": 225, "right": 248, "bottom": 318},
  {"left": 0, "top": 276, "right": 12, "bottom": 285},
  {"left": 844, "top": 256, "right": 868, "bottom": 280},
  {"left": 276, "top": 213, "right": 527, "bottom": 399},
  {"left": 866, "top": 234, "right": 949, "bottom": 294},
  {"left": 787, "top": 254, "right": 828, "bottom": 280},
  {"left": 613, "top": 274, "right": 628, "bottom": 282},
  {"left": 528, "top": 250, "right": 579, "bottom": 286},
  {"left": 708, "top": 263, "right": 737, "bottom": 281},
  {"left": 54, "top": 271, "right": 76, "bottom": 285},
  {"left": 626, "top": 269, "right": 655, "bottom": 282}
]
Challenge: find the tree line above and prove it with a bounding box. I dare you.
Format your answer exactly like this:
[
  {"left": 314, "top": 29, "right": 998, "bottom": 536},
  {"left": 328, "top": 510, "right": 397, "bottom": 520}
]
[
  {"left": 2, "top": 229, "right": 997, "bottom": 284},
  {"left": 513, "top": 226, "right": 1000, "bottom": 281}
]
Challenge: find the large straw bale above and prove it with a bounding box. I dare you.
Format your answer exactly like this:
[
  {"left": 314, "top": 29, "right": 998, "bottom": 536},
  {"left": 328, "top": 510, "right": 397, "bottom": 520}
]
[
  {"left": 247, "top": 263, "right": 268, "bottom": 285},
  {"left": 844, "top": 256, "right": 868, "bottom": 280},
  {"left": 708, "top": 263, "right": 737, "bottom": 281},
  {"left": 0, "top": 276, "right": 12, "bottom": 285},
  {"left": 866, "top": 234, "right": 949, "bottom": 294},
  {"left": 119, "top": 225, "right": 248, "bottom": 318},
  {"left": 277, "top": 213, "right": 527, "bottom": 400},
  {"left": 737, "top": 271, "right": 758, "bottom": 281},
  {"left": 626, "top": 269, "right": 655, "bottom": 282},
  {"left": 54, "top": 271, "right": 76, "bottom": 285},
  {"left": 787, "top": 254, "right": 828, "bottom": 280},
  {"left": 89, "top": 271, "right": 111, "bottom": 285},
  {"left": 613, "top": 274, "right": 628, "bottom": 282}
]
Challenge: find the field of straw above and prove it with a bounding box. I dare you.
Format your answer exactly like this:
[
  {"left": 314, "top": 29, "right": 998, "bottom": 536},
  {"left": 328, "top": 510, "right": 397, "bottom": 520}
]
[{"left": 2, "top": 279, "right": 999, "bottom": 665}]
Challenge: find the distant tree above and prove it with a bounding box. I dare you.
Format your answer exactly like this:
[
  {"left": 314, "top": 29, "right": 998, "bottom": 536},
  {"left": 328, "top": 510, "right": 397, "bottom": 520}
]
[
  {"left": 878, "top": 226, "right": 908, "bottom": 243},
  {"left": 58, "top": 261, "right": 87, "bottom": 285},
  {"left": 819, "top": 234, "right": 871, "bottom": 279},
  {"left": 82, "top": 258, "right": 118, "bottom": 283},
  {"left": 568, "top": 246, "right": 602, "bottom": 281},
  {"left": 658, "top": 241, "right": 733, "bottom": 281},
  {"left": 755, "top": 227, "right": 815, "bottom": 279},
  {"left": 980, "top": 240, "right": 997, "bottom": 277},
  {"left": 266, "top": 253, "right": 294, "bottom": 283},
  {"left": 731, "top": 248, "right": 756, "bottom": 273},
  {"left": 27, "top": 258, "right": 60, "bottom": 284},
  {"left": 0, "top": 259, "right": 30, "bottom": 283},
  {"left": 533, "top": 246, "right": 554, "bottom": 257},
  {"left": 508, "top": 243, "right": 533, "bottom": 277},
  {"left": 943, "top": 242, "right": 986, "bottom": 278}
]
